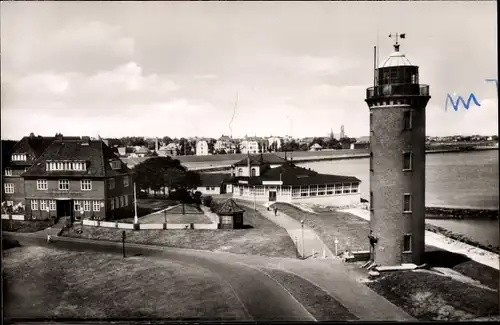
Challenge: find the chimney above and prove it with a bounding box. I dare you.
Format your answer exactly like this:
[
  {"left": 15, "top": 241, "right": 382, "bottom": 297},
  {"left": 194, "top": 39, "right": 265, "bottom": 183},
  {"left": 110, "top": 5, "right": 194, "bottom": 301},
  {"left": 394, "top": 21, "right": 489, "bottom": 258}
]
[{"left": 81, "top": 136, "right": 90, "bottom": 146}]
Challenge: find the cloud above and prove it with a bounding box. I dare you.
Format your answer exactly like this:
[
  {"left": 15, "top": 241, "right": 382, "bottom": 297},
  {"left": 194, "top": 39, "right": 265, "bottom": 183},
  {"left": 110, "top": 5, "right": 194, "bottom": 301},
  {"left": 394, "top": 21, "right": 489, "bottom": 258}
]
[{"left": 3, "top": 21, "right": 135, "bottom": 74}]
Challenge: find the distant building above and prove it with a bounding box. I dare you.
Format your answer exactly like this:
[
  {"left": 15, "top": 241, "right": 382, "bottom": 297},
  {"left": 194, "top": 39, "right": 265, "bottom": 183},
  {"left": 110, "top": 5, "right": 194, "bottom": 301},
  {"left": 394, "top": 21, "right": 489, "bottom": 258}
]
[
  {"left": 267, "top": 137, "right": 282, "bottom": 152},
  {"left": 196, "top": 140, "right": 209, "bottom": 156},
  {"left": 310, "top": 143, "right": 323, "bottom": 151},
  {"left": 226, "top": 154, "right": 361, "bottom": 206},
  {"left": 196, "top": 173, "right": 231, "bottom": 195},
  {"left": 130, "top": 146, "right": 150, "bottom": 157},
  {"left": 240, "top": 139, "right": 259, "bottom": 154},
  {"left": 164, "top": 143, "right": 180, "bottom": 156},
  {"left": 214, "top": 135, "right": 234, "bottom": 153}
]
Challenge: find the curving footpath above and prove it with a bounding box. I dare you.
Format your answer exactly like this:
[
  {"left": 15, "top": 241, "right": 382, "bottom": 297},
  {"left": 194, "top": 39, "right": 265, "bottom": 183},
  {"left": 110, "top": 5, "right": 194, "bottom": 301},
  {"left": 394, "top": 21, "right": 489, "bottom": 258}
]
[{"left": 4, "top": 231, "right": 415, "bottom": 321}]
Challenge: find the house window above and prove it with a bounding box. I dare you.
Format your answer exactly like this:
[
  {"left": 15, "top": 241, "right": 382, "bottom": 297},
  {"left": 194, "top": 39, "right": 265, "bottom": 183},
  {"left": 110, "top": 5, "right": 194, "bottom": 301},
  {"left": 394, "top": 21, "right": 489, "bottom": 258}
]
[
  {"left": 124, "top": 195, "right": 128, "bottom": 206},
  {"left": 93, "top": 200, "right": 101, "bottom": 212},
  {"left": 403, "top": 234, "right": 412, "bottom": 252},
  {"left": 74, "top": 200, "right": 82, "bottom": 211},
  {"left": 40, "top": 200, "right": 48, "bottom": 211},
  {"left": 123, "top": 176, "right": 129, "bottom": 187},
  {"left": 342, "top": 183, "right": 351, "bottom": 194},
  {"left": 403, "top": 152, "right": 412, "bottom": 171},
  {"left": 238, "top": 168, "right": 243, "bottom": 176},
  {"left": 115, "top": 197, "right": 119, "bottom": 208},
  {"left": 49, "top": 200, "right": 56, "bottom": 211},
  {"left": 111, "top": 161, "right": 121, "bottom": 170},
  {"left": 403, "top": 194, "right": 412, "bottom": 213},
  {"left": 206, "top": 187, "right": 210, "bottom": 191},
  {"left": 81, "top": 179, "right": 92, "bottom": 191},
  {"left": 251, "top": 168, "right": 256, "bottom": 177},
  {"left": 5, "top": 168, "right": 12, "bottom": 176},
  {"left": 37, "top": 179, "right": 48, "bottom": 190},
  {"left": 211, "top": 187, "right": 215, "bottom": 191},
  {"left": 351, "top": 183, "right": 359, "bottom": 193},
  {"left": 11, "top": 154, "right": 27, "bottom": 161},
  {"left": 370, "top": 192, "right": 374, "bottom": 210},
  {"left": 403, "top": 110, "right": 413, "bottom": 130},
  {"left": 334, "top": 183, "right": 342, "bottom": 195},
  {"left": 31, "top": 200, "right": 38, "bottom": 211},
  {"left": 24, "top": 168, "right": 28, "bottom": 172},
  {"left": 108, "top": 178, "right": 115, "bottom": 190},
  {"left": 4, "top": 183, "right": 14, "bottom": 194},
  {"left": 326, "top": 184, "right": 334, "bottom": 195},
  {"left": 221, "top": 215, "right": 232, "bottom": 224},
  {"left": 110, "top": 198, "right": 115, "bottom": 210},
  {"left": 84, "top": 200, "right": 91, "bottom": 212},
  {"left": 59, "top": 179, "right": 70, "bottom": 190},
  {"left": 119, "top": 196, "right": 124, "bottom": 207}
]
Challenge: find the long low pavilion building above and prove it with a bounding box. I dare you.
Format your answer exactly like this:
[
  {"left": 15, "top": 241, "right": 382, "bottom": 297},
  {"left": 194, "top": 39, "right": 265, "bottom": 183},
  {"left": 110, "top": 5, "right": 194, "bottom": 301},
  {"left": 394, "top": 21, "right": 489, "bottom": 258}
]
[{"left": 226, "top": 154, "right": 361, "bottom": 206}]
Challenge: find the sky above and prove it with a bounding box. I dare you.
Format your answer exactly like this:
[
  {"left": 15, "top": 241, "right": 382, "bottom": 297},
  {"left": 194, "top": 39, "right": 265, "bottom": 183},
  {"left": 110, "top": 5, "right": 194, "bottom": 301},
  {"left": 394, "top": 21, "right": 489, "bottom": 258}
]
[{"left": 1, "top": 1, "right": 497, "bottom": 140}]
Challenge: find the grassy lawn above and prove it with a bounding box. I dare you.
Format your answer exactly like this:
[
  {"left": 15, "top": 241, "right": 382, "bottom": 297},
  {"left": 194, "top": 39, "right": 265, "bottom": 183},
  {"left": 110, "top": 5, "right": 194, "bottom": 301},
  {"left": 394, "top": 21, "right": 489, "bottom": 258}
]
[
  {"left": 366, "top": 270, "right": 499, "bottom": 321},
  {"left": 1, "top": 219, "right": 53, "bottom": 233},
  {"left": 274, "top": 203, "right": 371, "bottom": 253},
  {"left": 266, "top": 269, "right": 357, "bottom": 321},
  {"left": 452, "top": 260, "right": 499, "bottom": 290},
  {"left": 129, "top": 204, "right": 212, "bottom": 224},
  {"left": 62, "top": 207, "right": 296, "bottom": 258},
  {"left": 3, "top": 246, "right": 249, "bottom": 320}
]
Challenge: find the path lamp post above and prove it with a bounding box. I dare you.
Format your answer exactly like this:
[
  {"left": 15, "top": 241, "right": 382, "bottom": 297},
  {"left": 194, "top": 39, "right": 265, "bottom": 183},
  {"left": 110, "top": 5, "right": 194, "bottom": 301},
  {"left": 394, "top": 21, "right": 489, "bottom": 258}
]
[
  {"left": 122, "top": 230, "right": 126, "bottom": 258},
  {"left": 300, "top": 220, "right": 305, "bottom": 259},
  {"left": 8, "top": 206, "right": 13, "bottom": 231},
  {"left": 253, "top": 186, "right": 256, "bottom": 217}
]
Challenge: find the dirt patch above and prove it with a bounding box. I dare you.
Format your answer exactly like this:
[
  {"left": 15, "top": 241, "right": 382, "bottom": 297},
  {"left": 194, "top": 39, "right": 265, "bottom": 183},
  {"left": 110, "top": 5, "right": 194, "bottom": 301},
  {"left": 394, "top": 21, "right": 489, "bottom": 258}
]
[
  {"left": 3, "top": 246, "right": 249, "bottom": 320},
  {"left": 266, "top": 269, "right": 357, "bottom": 321},
  {"left": 366, "top": 270, "right": 499, "bottom": 321}
]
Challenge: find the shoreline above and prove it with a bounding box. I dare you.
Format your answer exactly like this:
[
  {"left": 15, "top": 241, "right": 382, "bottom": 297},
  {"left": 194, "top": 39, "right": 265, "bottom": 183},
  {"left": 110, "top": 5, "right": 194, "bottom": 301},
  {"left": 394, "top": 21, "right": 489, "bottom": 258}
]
[
  {"left": 425, "top": 207, "right": 499, "bottom": 220},
  {"left": 339, "top": 207, "right": 499, "bottom": 270},
  {"left": 180, "top": 147, "right": 498, "bottom": 172}
]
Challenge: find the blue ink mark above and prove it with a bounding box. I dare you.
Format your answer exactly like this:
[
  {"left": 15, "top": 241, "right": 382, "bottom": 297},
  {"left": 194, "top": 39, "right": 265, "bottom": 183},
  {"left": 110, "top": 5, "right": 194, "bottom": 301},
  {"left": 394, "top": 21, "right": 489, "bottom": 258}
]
[
  {"left": 485, "top": 78, "right": 498, "bottom": 89},
  {"left": 445, "top": 93, "right": 481, "bottom": 112}
]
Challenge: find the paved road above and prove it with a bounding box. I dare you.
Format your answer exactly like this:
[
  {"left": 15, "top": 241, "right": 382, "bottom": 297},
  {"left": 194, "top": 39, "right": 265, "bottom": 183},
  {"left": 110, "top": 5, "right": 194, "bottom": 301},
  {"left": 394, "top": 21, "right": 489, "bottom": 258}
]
[{"left": 4, "top": 232, "right": 415, "bottom": 321}]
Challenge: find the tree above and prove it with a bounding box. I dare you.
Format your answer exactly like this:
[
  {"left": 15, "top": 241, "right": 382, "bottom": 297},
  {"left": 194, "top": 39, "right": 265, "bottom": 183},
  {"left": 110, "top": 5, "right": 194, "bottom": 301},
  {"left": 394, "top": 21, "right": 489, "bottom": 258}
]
[
  {"left": 133, "top": 157, "right": 189, "bottom": 198},
  {"left": 208, "top": 139, "right": 215, "bottom": 154},
  {"left": 299, "top": 143, "right": 309, "bottom": 151},
  {"left": 311, "top": 137, "right": 326, "bottom": 148},
  {"left": 235, "top": 143, "right": 242, "bottom": 154},
  {"left": 162, "top": 136, "right": 173, "bottom": 146},
  {"left": 214, "top": 149, "right": 226, "bottom": 155},
  {"left": 282, "top": 139, "right": 299, "bottom": 152}
]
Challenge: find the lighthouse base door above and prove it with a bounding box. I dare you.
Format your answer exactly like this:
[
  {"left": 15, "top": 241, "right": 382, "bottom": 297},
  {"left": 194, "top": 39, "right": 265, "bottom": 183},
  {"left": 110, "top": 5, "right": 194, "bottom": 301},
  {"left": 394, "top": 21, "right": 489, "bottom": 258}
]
[{"left": 268, "top": 191, "right": 277, "bottom": 202}]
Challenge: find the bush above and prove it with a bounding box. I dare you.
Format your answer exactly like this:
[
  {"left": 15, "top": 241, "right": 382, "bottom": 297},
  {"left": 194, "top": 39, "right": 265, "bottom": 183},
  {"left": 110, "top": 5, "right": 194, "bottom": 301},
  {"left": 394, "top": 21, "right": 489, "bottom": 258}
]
[
  {"left": 210, "top": 200, "right": 220, "bottom": 213},
  {"left": 203, "top": 195, "right": 213, "bottom": 207},
  {"left": 169, "top": 188, "right": 193, "bottom": 203},
  {"left": 194, "top": 191, "right": 202, "bottom": 205},
  {"left": 2, "top": 238, "right": 20, "bottom": 250}
]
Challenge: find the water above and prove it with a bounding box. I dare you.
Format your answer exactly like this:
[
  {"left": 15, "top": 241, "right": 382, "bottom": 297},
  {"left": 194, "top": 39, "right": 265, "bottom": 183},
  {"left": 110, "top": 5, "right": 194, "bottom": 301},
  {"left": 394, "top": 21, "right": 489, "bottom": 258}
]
[{"left": 298, "top": 150, "right": 499, "bottom": 247}]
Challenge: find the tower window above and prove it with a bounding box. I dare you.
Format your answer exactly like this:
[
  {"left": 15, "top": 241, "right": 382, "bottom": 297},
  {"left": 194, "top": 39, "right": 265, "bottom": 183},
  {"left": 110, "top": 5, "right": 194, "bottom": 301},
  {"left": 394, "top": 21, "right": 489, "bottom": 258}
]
[
  {"left": 403, "top": 111, "right": 413, "bottom": 130},
  {"left": 251, "top": 168, "right": 256, "bottom": 177},
  {"left": 403, "top": 152, "right": 412, "bottom": 171},
  {"left": 369, "top": 152, "right": 374, "bottom": 172},
  {"left": 370, "top": 113, "right": 373, "bottom": 132},
  {"left": 403, "top": 234, "right": 412, "bottom": 252},
  {"left": 370, "top": 191, "right": 374, "bottom": 210},
  {"left": 403, "top": 193, "right": 412, "bottom": 213}
]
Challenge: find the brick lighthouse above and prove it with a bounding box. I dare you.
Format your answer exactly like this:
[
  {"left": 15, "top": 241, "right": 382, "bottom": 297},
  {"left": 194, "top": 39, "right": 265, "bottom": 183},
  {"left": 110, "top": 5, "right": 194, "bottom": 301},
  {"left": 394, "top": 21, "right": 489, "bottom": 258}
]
[{"left": 365, "top": 34, "right": 431, "bottom": 266}]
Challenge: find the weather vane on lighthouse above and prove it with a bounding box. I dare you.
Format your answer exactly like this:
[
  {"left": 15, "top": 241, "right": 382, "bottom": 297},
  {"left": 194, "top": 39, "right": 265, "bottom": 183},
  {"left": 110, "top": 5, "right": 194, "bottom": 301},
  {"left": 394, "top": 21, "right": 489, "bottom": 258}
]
[{"left": 389, "top": 33, "right": 406, "bottom": 51}]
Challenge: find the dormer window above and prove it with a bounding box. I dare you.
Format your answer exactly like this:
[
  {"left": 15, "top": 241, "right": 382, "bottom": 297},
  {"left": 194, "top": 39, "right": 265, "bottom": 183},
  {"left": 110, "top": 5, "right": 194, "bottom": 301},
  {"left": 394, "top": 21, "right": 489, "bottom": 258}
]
[
  {"left": 47, "top": 160, "right": 87, "bottom": 171},
  {"left": 111, "top": 160, "right": 121, "bottom": 170},
  {"left": 4, "top": 168, "right": 12, "bottom": 176},
  {"left": 11, "top": 154, "right": 27, "bottom": 161}
]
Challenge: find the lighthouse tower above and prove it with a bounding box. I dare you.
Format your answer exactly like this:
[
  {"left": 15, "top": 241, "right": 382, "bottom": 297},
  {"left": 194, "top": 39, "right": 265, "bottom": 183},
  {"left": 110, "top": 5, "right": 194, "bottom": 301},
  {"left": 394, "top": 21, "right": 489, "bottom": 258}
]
[{"left": 365, "top": 34, "right": 431, "bottom": 266}]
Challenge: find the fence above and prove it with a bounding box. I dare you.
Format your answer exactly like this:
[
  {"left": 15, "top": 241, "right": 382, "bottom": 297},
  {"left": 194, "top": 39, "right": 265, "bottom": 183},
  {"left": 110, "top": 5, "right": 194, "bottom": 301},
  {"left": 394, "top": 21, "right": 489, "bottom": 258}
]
[
  {"left": 81, "top": 219, "right": 210, "bottom": 230},
  {"left": 1, "top": 214, "right": 25, "bottom": 221}
]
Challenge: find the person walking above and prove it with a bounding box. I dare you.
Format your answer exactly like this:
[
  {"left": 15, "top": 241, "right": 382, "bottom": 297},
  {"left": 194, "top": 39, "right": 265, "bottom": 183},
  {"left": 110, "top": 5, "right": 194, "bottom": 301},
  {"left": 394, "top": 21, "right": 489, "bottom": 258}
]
[
  {"left": 47, "top": 233, "right": 51, "bottom": 243},
  {"left": 274, "top": 206, "right": 278, "bottom": 216}
]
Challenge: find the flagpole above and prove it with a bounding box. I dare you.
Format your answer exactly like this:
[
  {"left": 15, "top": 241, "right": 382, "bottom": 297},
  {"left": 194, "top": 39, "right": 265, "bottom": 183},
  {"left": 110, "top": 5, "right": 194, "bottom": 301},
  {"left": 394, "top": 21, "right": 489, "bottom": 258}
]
[{"left": 133, "top": 182, "right": 138, "bottom": 224}]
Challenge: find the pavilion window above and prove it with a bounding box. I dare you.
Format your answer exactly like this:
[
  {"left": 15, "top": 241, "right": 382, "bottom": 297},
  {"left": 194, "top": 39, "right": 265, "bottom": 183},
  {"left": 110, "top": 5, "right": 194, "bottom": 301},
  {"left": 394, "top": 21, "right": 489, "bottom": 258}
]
[
  {"left": 300, "top": 186, "right": 309, "bottom": 197},
  {"left": 334, "top": 184, "right": 342, "bottom": 194},
  {"left": 351, "top": 183, "right": 359, "bottom": 193},
  {"left": 342, "top": 183, "right": 351, "bottom": 194},
  {"left": 326, "top": 184, "right": 334, "bottom": 195},
  {"left": 318, "top": 185, "right": 326, "bottom": 196},
  {"left": 292, "top": 187, "right": 300, "bottom": 198},
  {"left": 310, "top": 185, "right": 318, "bottom": 196}
]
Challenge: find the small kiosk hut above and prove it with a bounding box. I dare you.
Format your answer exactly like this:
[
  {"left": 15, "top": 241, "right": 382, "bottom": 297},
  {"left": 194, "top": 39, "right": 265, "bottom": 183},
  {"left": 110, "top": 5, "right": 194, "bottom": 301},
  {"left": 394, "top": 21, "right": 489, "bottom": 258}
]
[{"left": 215, "top": 198, "right": 245, "bottom": 229}]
